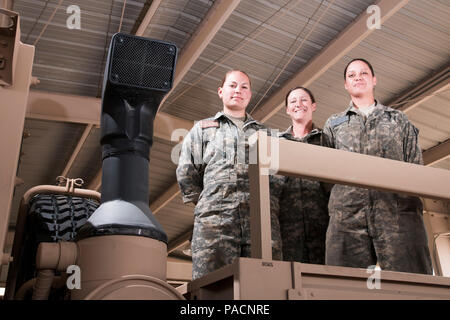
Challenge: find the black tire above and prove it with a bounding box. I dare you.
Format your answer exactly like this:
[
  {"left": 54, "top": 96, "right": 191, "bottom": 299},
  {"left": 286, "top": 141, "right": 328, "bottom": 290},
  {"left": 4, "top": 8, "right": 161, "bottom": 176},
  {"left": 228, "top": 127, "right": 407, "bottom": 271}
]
[
  {"left": 29, "top": 194, "right": 98, "bottom": 242},
  {"left": 13, "top": 194, "right": 99, "bottom": 300}
]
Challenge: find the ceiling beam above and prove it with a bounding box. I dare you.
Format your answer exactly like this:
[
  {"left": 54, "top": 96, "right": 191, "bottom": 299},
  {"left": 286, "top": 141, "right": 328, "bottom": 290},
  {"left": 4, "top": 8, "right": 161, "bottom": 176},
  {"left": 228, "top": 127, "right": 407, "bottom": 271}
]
[
  {"left": 150, "top": 183, "right": 180, "bottom": 215},
  {"left": 153, "top": 111, "right": 194, "bottom": 142},
  {"left": 159, "top": 0, "right": 242, "bottom": 110},
  {"left": 387, "top": 64, "right": 450, "bottom": 109},
  {"left": 0, "top": 0, "right": 13, "bottom": 30},
  {"left": 0, "top": 0, "right": 13, "bottom": 10},
  {"left": 134, "top": 0, "right": 163, "bottom": 37},
  {"left": 26, "top": 91, "right": 193, "bottom": 141},
  {"left": 170, "top": 0, "right": 241, "bottom": 90},
  {"left": 166, "top": 260, "right": 192, "bottom": 282},
  {"left": 397, "top": 77, "right": 450, "bottom": 113},
  {"left": 384, "top": 65, "right": 450, "bottom": 165},
  {"left": 168, "top": 230, "right": 192, "bottom": 254},
  {"left": 251, "top": 0, "right": 410, "bottom": 123},
  {"left": 423, "top": 139, "right": 450, "bottom": 167},
  {"left": 27, "top": 90, "right": 100, "bottom": 125}
]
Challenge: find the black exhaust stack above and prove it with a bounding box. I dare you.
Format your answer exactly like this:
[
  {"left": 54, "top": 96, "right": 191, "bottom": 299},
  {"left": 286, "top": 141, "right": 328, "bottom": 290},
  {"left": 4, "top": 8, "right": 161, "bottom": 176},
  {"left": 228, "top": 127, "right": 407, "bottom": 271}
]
[{"left": 78, "top": 33, "right": 178, "bottom": 243}]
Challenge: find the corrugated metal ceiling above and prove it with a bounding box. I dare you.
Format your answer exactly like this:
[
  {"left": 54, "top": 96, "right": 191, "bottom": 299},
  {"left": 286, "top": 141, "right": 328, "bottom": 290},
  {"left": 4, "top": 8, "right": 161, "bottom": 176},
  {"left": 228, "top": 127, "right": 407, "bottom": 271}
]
[
  {"left": 162, "top": 0, "right": 374, "bottom": 121},
  {"left": 15, "top": 0, "right": 147, "bottom": 97}
]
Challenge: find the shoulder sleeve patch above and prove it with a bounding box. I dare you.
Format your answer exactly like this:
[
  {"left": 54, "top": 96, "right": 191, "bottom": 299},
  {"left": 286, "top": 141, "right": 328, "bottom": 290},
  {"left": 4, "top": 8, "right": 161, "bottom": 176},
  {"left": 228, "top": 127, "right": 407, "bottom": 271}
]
[
  {"left": 330, "top": 116, "right": 349, "bottom": 128},
  {"left": 200, "top": 120, "right": 219, "bottom": 129}
]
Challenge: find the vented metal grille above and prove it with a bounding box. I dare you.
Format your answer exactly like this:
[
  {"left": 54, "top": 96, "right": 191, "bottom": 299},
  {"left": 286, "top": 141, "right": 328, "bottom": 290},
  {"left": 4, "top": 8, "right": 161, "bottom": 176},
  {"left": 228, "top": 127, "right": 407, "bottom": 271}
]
[{"left": 110, "top": 34, "right": 177, "bottom": 91}]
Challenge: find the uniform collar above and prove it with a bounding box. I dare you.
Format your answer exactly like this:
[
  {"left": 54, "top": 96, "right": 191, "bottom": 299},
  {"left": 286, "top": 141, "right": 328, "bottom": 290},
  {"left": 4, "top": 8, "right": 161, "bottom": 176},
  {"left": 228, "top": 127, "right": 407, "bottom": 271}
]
[
  {"left": 280, "top": 123, "right": 320, "bottom": 140},
  {"left": 213, "top": 111, "right": 260, "bottom": 126},
  {"left": 345, "top": 100, "right": 387, "bottom": 117}
]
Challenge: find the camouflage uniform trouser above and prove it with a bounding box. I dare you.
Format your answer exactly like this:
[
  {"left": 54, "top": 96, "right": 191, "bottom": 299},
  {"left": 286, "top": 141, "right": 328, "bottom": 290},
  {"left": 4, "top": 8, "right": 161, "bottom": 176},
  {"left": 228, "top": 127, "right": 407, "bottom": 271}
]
[
  {"left": 281, "top": 211, "right": 328, "bottom": 264},
  {"left": 326, "top": 187, "right": 432, "bottom": 274},
  {"left": 278, "top": 178, "right": 329, "bottom": 264},
  {"left": 191, "top": 201, "right": 282, "bottom": 280}
]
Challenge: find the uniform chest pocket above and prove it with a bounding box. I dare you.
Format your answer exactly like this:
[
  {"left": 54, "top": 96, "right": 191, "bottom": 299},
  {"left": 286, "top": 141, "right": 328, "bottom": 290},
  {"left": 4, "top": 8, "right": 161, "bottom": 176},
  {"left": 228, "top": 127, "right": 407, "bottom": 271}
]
[
  {"left": 375, "top": 119, "right": 403, "bottom": 161},
  {"left": 375, "top": 118, "right": 398, "bottom": 141},
  {"left": 334, "top": 122, "right": 360, "bottom": 152},
  {"left": 203, "top": 130, "right": 237, "bottom": 163}
]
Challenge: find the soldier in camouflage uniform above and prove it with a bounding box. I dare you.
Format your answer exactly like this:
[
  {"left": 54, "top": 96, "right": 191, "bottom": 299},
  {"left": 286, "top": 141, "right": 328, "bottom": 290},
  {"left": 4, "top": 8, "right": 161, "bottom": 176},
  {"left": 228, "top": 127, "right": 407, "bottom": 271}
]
[
  {"left": 176, "top": 70, "right": 282, "bottom": 280},
  {"left": 278, "top": 87, "right": 329, "bottom": 264},
  {"left": 322, "top": 58, "right": 432, "bottom": 274}
]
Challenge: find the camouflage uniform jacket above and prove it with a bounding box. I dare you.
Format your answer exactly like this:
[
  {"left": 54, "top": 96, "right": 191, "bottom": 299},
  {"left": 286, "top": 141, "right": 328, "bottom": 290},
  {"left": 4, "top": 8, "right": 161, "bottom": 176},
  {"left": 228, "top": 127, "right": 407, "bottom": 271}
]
[
  {"left": 277, "top": 125, "right": 330, "bottom": 262},
  {"left": 322, "top": 100, "right": 424, "bottom": 220},
  {"left": 176, "top": 111, "right": 278, "bottom": 246}
]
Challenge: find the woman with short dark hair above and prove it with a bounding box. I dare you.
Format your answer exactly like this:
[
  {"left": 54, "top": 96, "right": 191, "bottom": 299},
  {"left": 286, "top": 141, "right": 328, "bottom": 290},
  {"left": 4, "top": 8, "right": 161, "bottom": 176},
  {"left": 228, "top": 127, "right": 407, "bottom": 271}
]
[{"left": 277, "top": 86, "right": 330, "bottom": 264}]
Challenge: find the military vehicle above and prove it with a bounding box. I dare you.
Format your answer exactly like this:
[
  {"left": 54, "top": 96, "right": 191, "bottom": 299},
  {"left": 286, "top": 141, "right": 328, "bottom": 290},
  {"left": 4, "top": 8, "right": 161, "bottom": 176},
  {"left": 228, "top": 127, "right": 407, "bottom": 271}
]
[{"left": 1, "top": 1, "right": 449, "bottom": 300}]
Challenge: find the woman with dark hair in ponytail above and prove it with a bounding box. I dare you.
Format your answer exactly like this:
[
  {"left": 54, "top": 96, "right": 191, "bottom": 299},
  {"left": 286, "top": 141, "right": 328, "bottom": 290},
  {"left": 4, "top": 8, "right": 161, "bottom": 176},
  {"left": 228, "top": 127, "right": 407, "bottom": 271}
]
[
  {"left": 322, "top": 58, "right": 432, "bottom": 274},
  {"left": 176, "top": 70, "right": 282, "bottom": 280}
]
